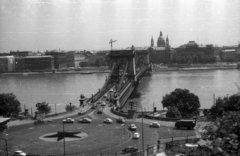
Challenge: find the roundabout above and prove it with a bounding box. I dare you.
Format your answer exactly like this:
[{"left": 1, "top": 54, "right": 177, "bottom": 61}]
[{"left": 1, "top": 105, "right": 196, "bottom": 156}]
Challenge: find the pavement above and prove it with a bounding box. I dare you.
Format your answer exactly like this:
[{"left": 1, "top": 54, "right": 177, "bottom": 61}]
[
  {"left": 8, "top": 102, "right": 206, "bottom": 130},
  {"left": 103, "top": 105, "right": 176, "bottom": 127},
  {"left": 7, "top": 103, "right": 92, "bottom": 127}
]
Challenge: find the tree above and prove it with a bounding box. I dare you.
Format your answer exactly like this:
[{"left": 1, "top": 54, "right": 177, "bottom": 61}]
[
  {"left": 187, "top": 111, "right": 240, "bottom": 156},
  {"left": 0, "top": 93, "right": 21, "bottom": 117},
  {"left": 162, "top": 88, "right": 200, "bottom": 118},
  {"left": 166, "top": 106, "right": 182, "bottom": 118},
  {"left": 210, "top": 94, "right": 240, "bottom": 118},
  {"left": 79, "top": 62, "right": 88, "bottom": 67},
  {"left": 36, "top": 102, "right": 51, "bottom": 114}
]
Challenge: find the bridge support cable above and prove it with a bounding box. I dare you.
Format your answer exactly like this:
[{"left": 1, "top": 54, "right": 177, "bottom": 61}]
[
  {"left": 102, "top": 62, "right": 116, "bottom": 89},
  {"left": 117, "top": 61, "right": 129, "bottom": 92}
]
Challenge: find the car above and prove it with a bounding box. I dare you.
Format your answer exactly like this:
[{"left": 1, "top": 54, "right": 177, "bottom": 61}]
[
  {"left": 34, "top": 119, "right": 44, "bottom": 124},
  {"left": 79, "top": 117, "right": 92, "bottom": 123},
  {"left": 101, "top": 101, "right": 106, "bottom": 106},
  {"left": 121, "top": 146, "right": 138, "bottom": 154},
  {"left": 97, "top": 100, "right": 102, "bottom": 104},
  {"left": 133, "top": 132, "right": 140, "bottom": 139},
  {"left": 116, "top": 118, "right": 125, "bottom": 124},
  {"left": 63, "top": 118, "right": 74, "bottom": 123},
  {"left": 104, "top": 118, "right": 113, "bottom": 124},
  {"left": 149, "top": 122, "right": 161, "bottom": 128},
  {"left": 91, "top": 103, "right": 97, "bottom": 109},
  {"left": 78, "top": 109, "right": 87, "bottom": 115},
  {"left": 13, "top": 150, "right": 26, "bottom": 156},
  {"left": 97, "top": 108, "right": 103, "bottom": 114},
  {"left": 128, "top": 124, "right": 137, "bottom": 131}
]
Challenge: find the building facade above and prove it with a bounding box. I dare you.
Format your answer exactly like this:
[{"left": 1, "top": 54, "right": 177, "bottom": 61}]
[
  {"left": 24, "top": 56, "right": 54, "bottom": 71},
  {"left": 0, "top": 56, "right": 15, "bottom": 72},
  {"left": 10, "top": 51, "right": 32, "bottom": 57},
  {"left": 45, "top": 50, "right": 67, "bottom": 69}
]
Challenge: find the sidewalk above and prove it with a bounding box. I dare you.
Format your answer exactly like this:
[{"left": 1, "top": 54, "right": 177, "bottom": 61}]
[
  {"left": 8, "top": 104, "right": 92, "bottom": 127},
  {"left": 103, "top": 106, "right": 175, "bottom": 127}
]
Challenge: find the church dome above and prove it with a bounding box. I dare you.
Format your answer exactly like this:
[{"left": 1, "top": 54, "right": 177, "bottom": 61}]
[{"left": 157, "top": 31, "right": 166, "bottom": 47}]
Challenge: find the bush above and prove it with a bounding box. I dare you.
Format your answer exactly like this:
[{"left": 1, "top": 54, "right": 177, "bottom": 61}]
[
  {"left": 36, "top": 102, "right": 51, "bottom": 115},
  {"left": 65, "top": 104, "right": 77, "bottom": 111}
]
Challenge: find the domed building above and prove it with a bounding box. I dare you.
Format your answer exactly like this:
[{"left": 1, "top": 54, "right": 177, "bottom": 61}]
[
  {"left": 148, "top": 30, "right": 174, "bottom": 63},
  {"left": 157, "top": 31, "right": 166, "bottom": 47}
]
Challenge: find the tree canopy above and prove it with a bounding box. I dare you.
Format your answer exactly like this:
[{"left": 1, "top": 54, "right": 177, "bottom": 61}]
[
  {"left": 0, "top": 93, "right": 21, "bottom": 117},
  {"left": 210, "top": 94, "right": 240, "bottom": 118},
  {"left": 36, "top": 102, "right": 51, "bottom": 114},
  {"left": 187, "top": 111, "right": 240, "bottom": 156},
  {"left": 162, "top": 88, "right": 200, "bottom": 118}
]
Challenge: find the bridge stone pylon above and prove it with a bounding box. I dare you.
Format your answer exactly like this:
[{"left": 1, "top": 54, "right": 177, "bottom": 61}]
[{"left": 108, "top": 49, "right": 137, "bottom": 83}]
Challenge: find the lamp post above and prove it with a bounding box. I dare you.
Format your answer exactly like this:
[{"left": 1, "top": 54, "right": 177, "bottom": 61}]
[
  {"left": 62, "top": 123, "right": 66, "bottom": 156},
  {"left": 0, "top": 138, "right": 8, "bottom": 156},
  {"left": 55, "top": 103, "right": 57, "bottom": 115},
  {"left": 141, "top": 107, "right": 145, "bottom": 153}
]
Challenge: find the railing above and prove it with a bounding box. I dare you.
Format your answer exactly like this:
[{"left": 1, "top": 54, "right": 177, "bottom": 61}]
[
  {"left": 86, "top": 83, "right": 115, "bottom": 103},
  {"left": 119, "top": 83, "right": 135, "bottom": 108},
  {"left": 133, "top": 135, "right": 198, "bottom": 156},
  {"left": 135, "top": 65, "right": 150, "bottom": 80}
]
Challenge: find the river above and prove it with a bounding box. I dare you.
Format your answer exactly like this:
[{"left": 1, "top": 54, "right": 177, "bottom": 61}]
[{"left": 0, "top": 69, "right": 240, "bottom": 113}]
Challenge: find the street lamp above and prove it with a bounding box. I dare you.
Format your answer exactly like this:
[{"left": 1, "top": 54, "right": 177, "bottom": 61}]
[
  {"left": 0, "top": 137, "right": 8, "bottom": 156},
  {"left": 140, "top": 107, "right": 145, "bottom": 153},
  {"left": 62, "top": 123, "right": 66, "bottom": 156}
]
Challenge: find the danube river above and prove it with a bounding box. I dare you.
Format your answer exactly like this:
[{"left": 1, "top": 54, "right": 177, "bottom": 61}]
[{"left": 1, "top": 69, "right": 240, "bottom": 113}]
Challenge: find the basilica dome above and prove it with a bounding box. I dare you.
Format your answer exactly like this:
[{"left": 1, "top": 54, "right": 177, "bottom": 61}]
[{"left": 157, "top": 31, "right": 166, "bottom": 47}]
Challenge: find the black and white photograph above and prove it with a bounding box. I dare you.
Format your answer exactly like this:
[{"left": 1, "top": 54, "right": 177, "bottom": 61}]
[{"left": 0, "top": 0, "right": 240, "bottom": 156}]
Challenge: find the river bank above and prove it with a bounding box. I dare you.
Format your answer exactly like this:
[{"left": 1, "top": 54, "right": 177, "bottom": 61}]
[
  {"left": 153, "top": 63, "right": 238, "bottom": 72},
  {"left": 1, "top": 64, "right": 239, "bottom": 76},
  {"left": 0, "top": 69, "right": 110, "bottom": 76}
]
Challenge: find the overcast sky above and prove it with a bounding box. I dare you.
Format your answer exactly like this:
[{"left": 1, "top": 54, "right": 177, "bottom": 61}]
[{"left": 0, "top": 0, "right": 240, "bottom": 53}]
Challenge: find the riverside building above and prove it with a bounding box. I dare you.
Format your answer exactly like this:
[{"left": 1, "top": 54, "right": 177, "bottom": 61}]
[{"left": 0, "top": 56, "right": 15, "bottom": 72}]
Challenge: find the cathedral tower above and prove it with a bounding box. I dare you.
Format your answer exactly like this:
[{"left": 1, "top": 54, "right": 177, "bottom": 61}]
[{"left": 151, "top": 36, "right": 154, "bottom": 47}]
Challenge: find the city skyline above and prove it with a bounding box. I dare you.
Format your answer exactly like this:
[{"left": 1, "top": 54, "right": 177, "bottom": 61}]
[{"left": 0, "top": 0, "right": 240, "bottom": 53}]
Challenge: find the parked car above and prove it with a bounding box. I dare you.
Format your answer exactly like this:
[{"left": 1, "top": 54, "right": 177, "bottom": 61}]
[
  {"left": 97, "top": 108, "right": 103, "bottom": 114},
  {"left": 175, "top": 119, "right": 196, "bottom": 130},
  {"left": 13, "top": 150, "right": 26, "bottom": 156},
  {"left": 78, "top": 109, "right": 87, "bottom": 115},
  {"left": 104, "top": 118, "right": 113, "bottom": 124},
  {"left": 116, "top": 118, "right": 125, "bottom": 124},
  {"left": 128, "top": 124, "right": 137, "bottom": 131},
  {"left": 149, "top": 122, "right": 161, "bottom": 128},
  {"left": 79, "top": 117, "right": 92, "bottom": 123},
  {"left": 101, "top": 101, "right": 106, "bottom": 106},
  {"left": 133, "top": 132, "right": 140, "bottom": 139},
  {"left": 121, "top": 146, "right": 138, "bottom": 154},
  {"left": 63, "top": 118, "right": 74, "bottom": 123}
]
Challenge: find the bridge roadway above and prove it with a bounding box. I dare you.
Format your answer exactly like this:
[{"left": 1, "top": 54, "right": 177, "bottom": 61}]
[{"left": 87, "top": 65, "right": 151, "bottom": 109}]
